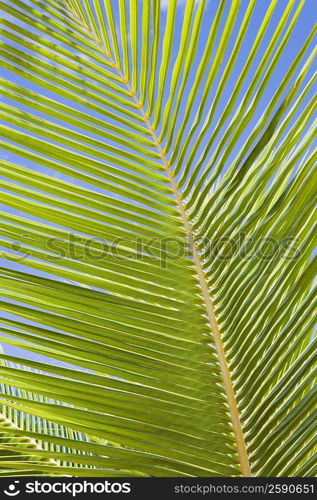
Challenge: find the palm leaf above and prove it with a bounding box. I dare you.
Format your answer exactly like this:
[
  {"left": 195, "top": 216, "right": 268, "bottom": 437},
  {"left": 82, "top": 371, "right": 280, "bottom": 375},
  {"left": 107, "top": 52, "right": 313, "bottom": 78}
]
[
  {"left": 0, "top": 0, "right": 316, "bottom": 477},
  {"left": 0, "top": 352, "right": 93, "bottom": 476}
]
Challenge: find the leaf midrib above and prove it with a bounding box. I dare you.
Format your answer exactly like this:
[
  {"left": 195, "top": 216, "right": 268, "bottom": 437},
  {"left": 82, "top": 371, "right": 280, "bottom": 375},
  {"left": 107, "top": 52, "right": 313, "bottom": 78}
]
[
  {"left": 137, "top": 107, "right": 251, "bottom": 477},
  {"left": 51, "top": 4, "right": 251, "bottom": 476}
]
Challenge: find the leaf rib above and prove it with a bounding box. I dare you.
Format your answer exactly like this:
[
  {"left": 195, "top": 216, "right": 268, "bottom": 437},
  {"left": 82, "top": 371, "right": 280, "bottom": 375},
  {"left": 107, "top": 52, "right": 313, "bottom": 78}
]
[
  {"left": 45, "top": 2, "right": 252, "bottom": 476},
  {"left": 139, "top": 117, "right": 251, "bottom": 478},
  {"left": 115, "top": 64, "right": 251, "bottom": 479}
]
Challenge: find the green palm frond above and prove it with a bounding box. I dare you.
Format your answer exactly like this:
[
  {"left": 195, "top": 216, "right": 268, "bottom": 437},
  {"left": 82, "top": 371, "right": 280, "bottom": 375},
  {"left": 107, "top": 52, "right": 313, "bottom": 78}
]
[
  {"left": 0, "top": 0, "right": 316, "bottom": 477},
  {"left": 0, "top": 354, "right": 93, "bottom": 476}
]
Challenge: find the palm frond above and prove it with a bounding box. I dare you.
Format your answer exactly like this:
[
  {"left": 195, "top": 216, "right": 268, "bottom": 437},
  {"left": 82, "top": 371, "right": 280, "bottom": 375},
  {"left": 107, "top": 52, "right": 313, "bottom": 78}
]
[
  {"left": 0, "top": 0, "right": 316, "bottom": 477},
  {"left": 0, "top": 354, "right": 93, "bottom": 476}
]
